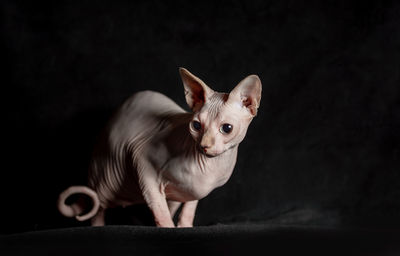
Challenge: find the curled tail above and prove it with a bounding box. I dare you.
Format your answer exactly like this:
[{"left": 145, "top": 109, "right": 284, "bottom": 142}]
[{"left": 57, "top": 186, "right": 101, "bottom": 221}]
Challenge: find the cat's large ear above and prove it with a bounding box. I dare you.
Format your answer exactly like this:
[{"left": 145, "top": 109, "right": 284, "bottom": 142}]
[
  {"left": 179, "top": 67, "right": 214, "bottom": 111},
  {"left": 228, "top": 75, "right": 262, "bottom": 117}
]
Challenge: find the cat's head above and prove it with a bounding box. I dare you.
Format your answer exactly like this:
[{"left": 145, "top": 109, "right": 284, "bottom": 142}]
[{"left": 179, "top": 67, "right": 262, "bottom": 157}]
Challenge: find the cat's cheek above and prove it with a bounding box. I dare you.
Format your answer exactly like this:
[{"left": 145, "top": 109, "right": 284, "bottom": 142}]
[
  {"left": 222, "top": 130, "right": 239, "bottom": 145},
  {"left": 215, "top": 143, "right": 227, "bottom": 156}
]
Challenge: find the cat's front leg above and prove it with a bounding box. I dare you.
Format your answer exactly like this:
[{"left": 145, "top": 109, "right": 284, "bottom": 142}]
[
  {"left": 137, "top": 161, "right": 175, "bottom": 227},
  {"left": 177, "top": 200, "right": 198, "bottom": 227},
  {"left": 141, "top": 185, "right": 174, "bottom": 227},
  {"left": 167, "top": 200, "right": 182, "bottom": 219},
  {"left": 141, "top": 182, "right": 175, "bottom": 227}
]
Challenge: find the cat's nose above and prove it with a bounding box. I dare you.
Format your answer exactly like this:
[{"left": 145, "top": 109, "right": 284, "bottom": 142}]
[
  {"left": 200, "top": 133, "right": 214, "bottom": 151},
  {"left": 201, "top": 145, "right": 209, "bottom": 153}
]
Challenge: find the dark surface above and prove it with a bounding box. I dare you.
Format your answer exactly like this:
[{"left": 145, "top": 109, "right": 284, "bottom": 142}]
[
  {"left": 1, "top": 0, "right": 400, "bottom": 250},
  {"left": 2, "top": 225, "right": 400, "bottom": 256}
]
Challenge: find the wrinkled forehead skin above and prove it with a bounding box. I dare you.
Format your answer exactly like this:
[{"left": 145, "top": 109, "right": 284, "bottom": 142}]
[
  {"left": 199, "top": 91, "right": 253, "bottom": 121},
  {"left": 197, "top": 92, "right": 253, "bottom": 137},
  {"left": 200, "top": 92, "right": 228, "bottom": 120}
]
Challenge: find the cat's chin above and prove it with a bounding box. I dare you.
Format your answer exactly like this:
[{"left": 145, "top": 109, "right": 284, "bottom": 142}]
[
  {"left": 200, "top": 149, "right": 224, "bottom": 158},
  {"left": 204, "top": 152, "right": 218, "bottom": 158}
]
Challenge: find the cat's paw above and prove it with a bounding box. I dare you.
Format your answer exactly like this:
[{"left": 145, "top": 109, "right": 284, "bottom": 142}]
[{"left": 177, "top": 220, "right": 193, "bottom": 228}]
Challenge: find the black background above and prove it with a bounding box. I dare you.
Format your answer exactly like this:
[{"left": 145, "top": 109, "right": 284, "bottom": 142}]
[{"left": 1, "top": 0, "right": 400, "bottom": 234}]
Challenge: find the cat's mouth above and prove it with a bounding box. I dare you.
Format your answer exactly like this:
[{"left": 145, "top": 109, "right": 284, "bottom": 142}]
[{"left": 197, "top": 145, "right": 221, "bottom": 158}]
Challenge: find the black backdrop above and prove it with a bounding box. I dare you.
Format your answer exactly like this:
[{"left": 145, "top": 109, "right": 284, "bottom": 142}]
[{"left": 1, "top": 0, "right": 400, "bottom": 234}]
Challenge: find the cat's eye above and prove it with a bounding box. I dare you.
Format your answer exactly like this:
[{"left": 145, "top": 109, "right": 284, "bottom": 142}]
[
  {"left": 220, "top": 123, "right": 233, "bottom": 134},
  {"left": 192, "top": 120, "right": 202, "bottom": 131}
]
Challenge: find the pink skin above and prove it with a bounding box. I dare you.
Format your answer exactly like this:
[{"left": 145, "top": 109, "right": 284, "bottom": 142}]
[{"left": 57, "top": 68, "right": 262, "bottom": 228}]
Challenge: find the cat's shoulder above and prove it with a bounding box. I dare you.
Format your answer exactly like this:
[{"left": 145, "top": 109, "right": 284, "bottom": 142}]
[
  {"left": 127, "top": 90, "right": 167, "bottom": 102},
  {"left": 122, "top": 90, "right": 186, "bottom": 114}
]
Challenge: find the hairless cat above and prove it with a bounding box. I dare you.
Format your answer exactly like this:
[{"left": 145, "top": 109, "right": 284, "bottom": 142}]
[{"left": 57, "top": 68, "right": 262, "bottom": 227}]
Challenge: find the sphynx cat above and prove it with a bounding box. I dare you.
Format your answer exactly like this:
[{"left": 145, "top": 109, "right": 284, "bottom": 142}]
[{"left": 58, "top": 68, "right": 262, "bottom": 227}]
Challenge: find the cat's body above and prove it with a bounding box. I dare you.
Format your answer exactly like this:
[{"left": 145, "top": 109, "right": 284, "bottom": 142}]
[
  {"left": 88, "top": 91, "right": 237, "bottom": 219},
  {"left": 58, "top": 68, "right": 261, "bottom": 227}
]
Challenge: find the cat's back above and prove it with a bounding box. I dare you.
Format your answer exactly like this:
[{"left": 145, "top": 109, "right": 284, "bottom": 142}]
[
  {"left": 109, "top": 90, "right": 186, "bottom": 143},
  {"left": 122, "top": 90, "right": 184, "bottom": 115}
]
